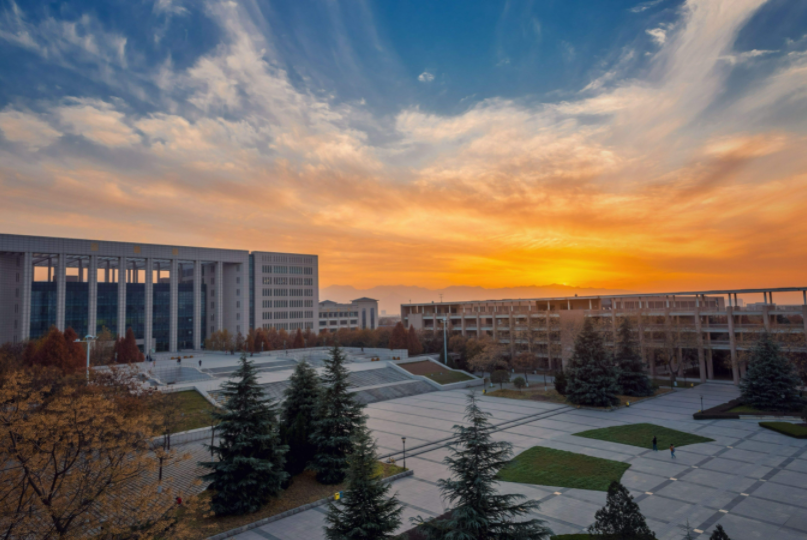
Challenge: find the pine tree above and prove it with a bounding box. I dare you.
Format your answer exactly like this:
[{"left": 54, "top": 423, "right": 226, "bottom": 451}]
[
  {"left": 615, "top": 318, "right": 654, "bottom": 397},
  {"left": 408, "top": 325, "right": 423, "bottom": 356},
  {"left": 310, "top": 345, "right": 366, "bottom": 484},
  {"left": 413, "top": 393, "right": 552, "bottom": 540},
  {"left": 324, "top": 426, "right": 402, "bottom": 540},
  {"left": 201, "top": 353, "right": 288, "bottom": 515},
  {"left": 565, "top": 319, "right": 620, "bottom": 407},
  {"left": 709, "top": 524, "right": 731, "bottom": 540},
  {"left": 589, "top": 481, "right": 656, "bottom": 539},
  {"left": 280, "top": 360, "right": 322, "bottom": 476},
  {"left": 740, "top": 333, "right": 803, "bottom": 411}
]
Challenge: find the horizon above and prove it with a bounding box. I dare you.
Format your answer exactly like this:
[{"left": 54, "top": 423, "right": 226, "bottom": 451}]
[{"left": 2, "top": 0, "right": 807, "bottom": 292}]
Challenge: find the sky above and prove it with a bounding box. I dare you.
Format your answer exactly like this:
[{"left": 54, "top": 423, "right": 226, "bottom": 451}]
[{"left": 1, "top": 0, "right": 807, "bottom": 293}]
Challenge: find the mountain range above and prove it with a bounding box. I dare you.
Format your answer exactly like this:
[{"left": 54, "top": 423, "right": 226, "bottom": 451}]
[{"left": 319, "top": 284, "right": 634, "bottom": 316}]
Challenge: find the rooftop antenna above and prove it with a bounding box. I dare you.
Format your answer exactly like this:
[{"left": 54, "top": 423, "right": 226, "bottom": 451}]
[{"left": 439, "top": 293, "right": 443, "bottom": 303}]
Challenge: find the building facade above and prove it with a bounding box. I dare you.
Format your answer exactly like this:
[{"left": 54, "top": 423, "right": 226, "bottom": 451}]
[
  {"left": 318, "top": 297, "right": 379, "bottom": 332},
  {"left": 251, "top": 251, "right": 319, "bottom": 333},
  {"left": 402, "top": 289, "right": 807, "bottom": 385},
  {"left": 0, "top": 234, "right": 319, "bottom": 352}
]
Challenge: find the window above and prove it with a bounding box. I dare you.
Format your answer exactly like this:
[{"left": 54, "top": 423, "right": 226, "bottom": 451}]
[
  {"left": 304, "top": 267, "right": 313, "bottom": 275},
  {"left": 236, "top": 289, "right": 240, "bottom": 296},
  {"left": 304, "top": 310, "right": 313, "bottom": 318},
  {"left": 274, "top": 288, "right": 288, "bottom": 296},
  {"left": 304, "top": 289, "right": 313, "bottom": 297},
  {"left": 304, "top": 300, "right": 313, "bottom": 307},
  {"left": 263, "top": 277, "right": 272, "bottom": 284},
  {"left": 303, "top": 278, "right": 313, "bottom": 286},
  {"left": 236, "top": 277, "right": 240, "bottom": 284},
  {"left": 289, "top": 311, "right": 304, "bottom": 319},
  {"left": 289, "top": 266, "right": 303, "bottom": 274},
  {"left": 275, "top": 312, "right": 288, "bottom": 320},
  {"left": 263, "top": 312, "right": 273, "bottom": 320},
  {"left": 236, "top": 313, "right": 240, "bottom": 320},
  {"left": 263, "top": 288, "right": 272, "bottom": 296},
  {"left": 262, "top": 300, "right": 271, "bottom": 308},
  {"left": 273, "top": 266, "right": 287, "bottom": 273},
  {"left": 236, "top": 301, "right": 240, "bottom": 308},
  {"left": 289, "top": 278, "right": 304, "bottom": 286},
  {"left": 289, "top": 300, "right": 303, "bottom": 308},
  {"left": 320, "top": 320, "right": 326, "bottom": 326},
  {"left": 274, "top": 300, "right": 288, "bottom": 308},
  {"left": 262, "top": 265, "right": 272, "bottom": 273},
  {"left": 211, "top": 301, "right": 215, "bottom": 308},
  {"left": 274, "top": 277, "right": 288, "bottom": 285}
]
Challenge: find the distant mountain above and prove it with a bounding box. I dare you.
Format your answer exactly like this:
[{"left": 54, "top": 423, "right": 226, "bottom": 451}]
[{"left": 320, "top": 284, "right": 634, "bottom": 316}]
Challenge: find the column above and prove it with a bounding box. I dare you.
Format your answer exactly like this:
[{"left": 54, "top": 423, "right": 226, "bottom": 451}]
[
  {"left": 727, "top": 306, "right": 739, "bottom": 384},
  {"left": 47, "top": 257, "right": 52, "bottom": 282},
  {"left": 461, "top": 313, "right": 467, "bottom": 337},
  {"left": 545, "top": 310, "right": 552, "bottom": 370},
  {"left": 56, "top": 254, "right": 66, "bottom": 331},
  {"left": 215, "top": 261, "right": 224, "bottom": 332},
  {"left": 78, "top": 258, "right": 83, "bottom": 283},
  {"left": 20, "top": 252, "right": 33, "bottom": 340},
  {"left": 88, "top": 255, "right": 98, "bottom": 337},
  {"left": 694, "top": 307, "right": 706, "bottom": 382},
  {"left": 638, "top": 308, "right": 650, "bottom": 377},
  {"left": 144, "top": 258, "right": 153, "bottom": 355},
  {"left": 117, "top": 256, "right": 127, "bottom": 339},
  {"left": 706, "top": 315, "right": 714, "bottom": 380},
  {"left": 193, "top": 260, "right": 202, "bottom": 350},
  {"left": 169, "top": 259, "right": 178, "bottom": 352},
  {"left": 508, "top": 312, "right": 515, "bottom": 357},
  {"left": 476, "top": 313, "right": 481, "bottom": 338},
  {"left": 105, "top": 260, "right": 110, "bottom": 283},
  {"left": 492, "top": 313, "right": 498, "bottom": 340},
  {"left": 762, "top": 304, "right": 771, "bottom": 332}
]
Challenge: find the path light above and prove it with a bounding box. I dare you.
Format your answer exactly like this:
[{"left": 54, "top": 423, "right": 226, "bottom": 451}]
[
  {"left": 75, "top": 335, "right": 97, "bottom": 382},
  {"left": 402, "top": 437, "right": 406, "bottom": 470}
]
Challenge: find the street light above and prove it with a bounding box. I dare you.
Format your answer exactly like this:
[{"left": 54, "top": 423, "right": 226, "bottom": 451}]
[
  {"left": 441, "top": 316, "right": 448, "bottom": 365},
  {"left": 700, "top": 395, "right": 703, "bottom": 412},
  {"left": 75, "top": 334, "right": 97, "bottom": 382},
  {"left": 401, "top": 437, "right": 406, "bottom": 470}
]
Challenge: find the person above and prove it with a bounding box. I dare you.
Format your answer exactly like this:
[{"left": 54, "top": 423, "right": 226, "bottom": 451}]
[
  {"left": 652, "top": 436, "right": 658, "bottom": 452},
  {"left": 199, "top": 359, "right": 202, "bottom": 368},
  {"left": 670, "top": 444, "right": 676, "bottom": 458},
  {"left": 176, "top": 496, "right": 182, "bottom": 506},
  {"left": 177, "top": 356, "right": 181, "bottom": 365}
]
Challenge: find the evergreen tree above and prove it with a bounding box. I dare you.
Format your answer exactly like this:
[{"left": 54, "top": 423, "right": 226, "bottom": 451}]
[
  {"left": 408, "top": 325, "right": 424, "bottom": 356},
  {"left": 413, "top": 393, "right": 552, "bottom": 540},
  {"left": 324, "top": 426, "right": 402, "bottom": 540},
  {"left": 310, "top": 345, "right": 366, "bottom": 484},
  {"left": 201, "top": 353, "right": 288, "bottom": 515},
  {"left": 615, "top": 318, "right": 654, "bottom": 397},
  {"left": 589, "top": 481, "right": 656, "bottom": 539},
  {"left": 709, "top": 524, "right": 731, "bottom": 540},
  {"left": 553, "top": 368, "right": 568, "bottom": 395},
  {"left": 565, "top": 319, "right": 620, "bottom": 407},
  {"left": 280, "top": 360, "right": 322, "bottom": 476},
  {"left": 740, "top": 333, "right": 803, "bottom": 411}
]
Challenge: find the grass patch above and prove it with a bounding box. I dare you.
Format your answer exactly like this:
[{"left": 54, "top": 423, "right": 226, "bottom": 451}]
[
  {"left": 486, "top": 388, "right": 671, "bottom": 408},
  {"left": 728, "top": 405, "right": 767, "bottom": 414},
  {"left": 424, "top": 370, "right": 473, "bottom": 385},
  {"left": 182, "top": 462, "right": 405, "bottom": 539},
  {"left": 759, "top": 422, "right": 807, "bottom": 439},
  {"left": 161, "top": 390, "right": 218, "bottom": 433},
  {"left": 496, "top": 446, "right": 630, "bottom": 491},
  {"left": 574, "top": 423, "right": 713, "bottom": 450}
]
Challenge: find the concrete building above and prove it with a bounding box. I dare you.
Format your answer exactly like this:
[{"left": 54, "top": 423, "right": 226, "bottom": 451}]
[
  {"left": 318, "top": 297, "right": 379, "bottom": 332},
  {"left": 0, "top": 233, "right": 318, "bottom": 352},
  {"left": 402, "top": 288, "right": 807, "bottom": 385}
]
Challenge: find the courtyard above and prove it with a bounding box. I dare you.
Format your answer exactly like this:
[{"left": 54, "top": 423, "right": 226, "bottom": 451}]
[{"left": 223, "top": 382, "right": 807, "bottom": 540}]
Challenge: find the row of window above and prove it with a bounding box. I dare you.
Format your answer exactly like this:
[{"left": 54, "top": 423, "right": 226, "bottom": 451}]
[
  {"left": 261, "top": 321, "right": 315, "bottom": 330},
  {"left": 260, "top": 255, "right": 314, "bottom": 265},
  {"left": 261, "top": 300, "right": 313, "bottom": 308},
  {"left": 262, "top": 311, "right": 315, "bottom": 320},
  {"left": 261, "top": 277, "right": 314, "bottom": 285},
  {"left": 319, "top": 311, "right": 358, "bottom": 318},
  {"left": 260, "top": 265, "right": 314, "bottom": 275},
  {"left": 319, "top": 320, "right": 358, "bottom": 326},
  {"left": 261, "top": 288, "right": 314, "bottom": 297}
]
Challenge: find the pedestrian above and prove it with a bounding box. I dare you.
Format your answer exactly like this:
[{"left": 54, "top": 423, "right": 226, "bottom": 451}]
[
  {"left": 177, "top": 356, "right": 181, "bottom": 365},
  {"left": 199, "top": 359, "right": 202, "bottom": 368},
  {"left": 652, "top": 435, "right": 658, "bottom": 452},
  {"left": 670, "top": 444, "right": 676, "bottom": 459}
]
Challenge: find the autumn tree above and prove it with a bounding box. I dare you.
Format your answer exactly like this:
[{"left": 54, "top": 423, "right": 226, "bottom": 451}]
[
  {"left": 513, "top": 352, "right": 538, "bottom": 382},
  {"left": 467, "top": 337, "right": 507, "bottom": 378},
  {"left": 0, "top": 371, "right": 200, "bottom": 540},
  {"left": 63, "top": 327, "right": 86, "bottom": 368},
  {"left": 31, "top": 326, "right": 83, "bottom": 374},
  {"left": 90, "top": 326, "right": 116, "bottom": 366},
  {"left": 389, "top": 322, "right": 408, "bottom": 351},
  {"left": 407, "top": 325, "right": 423, "bottom": 356},
  {"left": 292, "top": 328, "right": 305, "bottom": 349},
  {"left": 246, "top": 328, "right": 258, "bottom": 356}
]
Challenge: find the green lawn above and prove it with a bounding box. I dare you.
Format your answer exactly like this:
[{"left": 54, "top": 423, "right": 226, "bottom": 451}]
[
  {"left": 759, "top": 422, "right": 807, "bottom": 439},
  {"left": 496, "top": 446, "right": 630, "bottom": 491},
  {"left": 728, "top": 405, "right": 766, "bottom": 414},
  {"left": 574, "top": 423, "right": 713, "bottom": 450},
  {"left": 163, "top": 390, "right": 219, "bottom": 433},
  {"left": 424, "top": 371, "right": 473, "bottom": 385}
]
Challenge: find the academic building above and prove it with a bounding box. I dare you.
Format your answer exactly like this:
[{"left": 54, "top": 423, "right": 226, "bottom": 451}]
[
  {"left": 0, "top": 234, "right": 318, "bottom": 352},
  {"left": 402, "top": 289, "right": 807, "bottom": 385},
  {"left": 318, "top": 298, "right": 380, "bottom": 332}
]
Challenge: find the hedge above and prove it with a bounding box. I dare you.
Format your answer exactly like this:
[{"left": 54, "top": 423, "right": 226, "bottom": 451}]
[{"left": 759, "top": 422, "right": 807, "bottom": 439}]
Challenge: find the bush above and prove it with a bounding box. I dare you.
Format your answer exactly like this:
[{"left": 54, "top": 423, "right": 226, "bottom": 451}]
[
  {"left": 513, "top": 376, "right": 526, "bottom": 391},
  {"left": 759, "top": 422, "right": 807, "bottom": 439},
  {"left": 491, "top": 369, "right": 510, "bottom": 389},
  {"left": 553, "top": 370, "right": 568, "bottom": 395}
]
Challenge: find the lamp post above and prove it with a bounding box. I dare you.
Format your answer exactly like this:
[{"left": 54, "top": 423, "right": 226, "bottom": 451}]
[
  {"left": 441, "top": 316, "right": 448, "bottom": 365},
  {"left": 75, "top": 335, "right": 97, "bottom": 382},
  {"left": 700, "top": 395, "right": 703, "bottom": 412},
  {"left": 401, "top": 437, "right": 406, "bottom": 470}
]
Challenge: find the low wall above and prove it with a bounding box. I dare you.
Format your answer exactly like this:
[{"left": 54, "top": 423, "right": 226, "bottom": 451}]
[{"left": 390, "top": 357, "right": 483, "bottom": 391}]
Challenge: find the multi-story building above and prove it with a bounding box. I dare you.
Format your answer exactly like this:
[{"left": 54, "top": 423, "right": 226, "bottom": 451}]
[
  {"left": 318, "top": 297, "right": 379, "bottom": 332},
  {"left": 402, "top": 289, "right": 807, "bottom": 385},
  {"left": 0, "top": 233, "right": 319, "bottom": 352}
]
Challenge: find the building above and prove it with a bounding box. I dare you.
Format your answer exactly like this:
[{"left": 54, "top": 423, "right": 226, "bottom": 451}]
[
  {"left": 0, "top": 233, "right": 318, "bottom": 352},
  {"left": 318, "top": 297, "right": 379, "bottom": 332},
  {"left": 402, "top": 288, "right": 807, "bottom": 385}
]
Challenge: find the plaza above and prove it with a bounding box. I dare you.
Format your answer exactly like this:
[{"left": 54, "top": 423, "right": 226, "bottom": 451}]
[{"left": 221, "top": 382, "right": 807, "bottom": 540}]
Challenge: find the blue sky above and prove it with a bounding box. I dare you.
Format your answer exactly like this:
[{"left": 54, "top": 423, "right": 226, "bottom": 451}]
[{"left": 1, "top": 0, "right": 807, "bottom": 291}]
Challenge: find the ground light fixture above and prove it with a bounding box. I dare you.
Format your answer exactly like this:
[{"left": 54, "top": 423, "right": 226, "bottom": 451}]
[{"left": 75, "top": 335, "right": 97, "bottom": 382}]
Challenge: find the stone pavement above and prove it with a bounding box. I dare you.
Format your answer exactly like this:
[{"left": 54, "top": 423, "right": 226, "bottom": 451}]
[{"left": 231, "top": 383, "right": 807, "bottom": 540}]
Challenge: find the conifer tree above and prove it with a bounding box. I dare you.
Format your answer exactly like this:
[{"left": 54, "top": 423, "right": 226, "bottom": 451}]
[
  {"left": 709, "top": 524, "right": 731, "bottom": 540},
  {"left": 740, "top": 333, "right": 803, "bottom": 411},
  {"left": 280, "top": 360, "right": 322, "bottom": 476},
  {"left": 413, "top": 393, "right": 552, "bottom": 540},
  {"left": 310, "top": 345, "right": 366, "bottom": 484},
  {"left": 324, "top": 426, "right": 402, "bottom": 540},
  {"left": 615, "top": 318, "right": 654, "bottom": 397},
  {"left": 565, "top": 319, "right": 620, "bottom": 407},
  {"left": 589, "top": 481, "right": 656, "bottom": 539},
  {"left": 408, "top": 325, "right": 423, "bottom": 356},
  {"left": 201, "top": 353, "right": 288, "bottom": 515}
]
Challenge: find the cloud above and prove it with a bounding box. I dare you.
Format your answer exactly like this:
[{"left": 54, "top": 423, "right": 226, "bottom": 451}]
[
  {"left": 646, "top": 27, "right": 667, "bottom": 45},
  {"left": 629, "top": 0, "right": 664, "bottom": 13},
  {"left": 720, "top": 48, "right": 776, "bottom": 65},
  {"left": 0, "top": 110, "right": 61, "bottom": 149},
  {"left": 56, "top": 99, "right": 140, "bottom": 147},
  {"left": 417, "top": 71, "right": 435, "bottom": 82}
]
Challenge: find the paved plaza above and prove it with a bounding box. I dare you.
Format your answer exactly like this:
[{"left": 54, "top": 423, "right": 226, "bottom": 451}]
[{"left": 226, "top": 382, "right": 807, "bottom": 540}]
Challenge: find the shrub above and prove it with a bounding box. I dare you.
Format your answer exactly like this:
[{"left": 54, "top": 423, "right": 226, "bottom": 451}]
[
  {"left": 513, "top": 376, "right": 526, "bottom": 391},
  {"left": 554, "top": 370, "right": 568, "bottom": 395}
]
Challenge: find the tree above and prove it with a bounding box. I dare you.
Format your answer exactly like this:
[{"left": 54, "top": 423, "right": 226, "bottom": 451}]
[
  {"left": 90, "top": 326, "right": 116, "bottom": 366},
  {"left": 491, "top": 369, "right": 510, "bottom": 390},
  {"left": 201, "top": 353, "right": 288, "bottom": 515},
  {"left": 565, "top": 319, "right": 620, "bottom": 407},
  {"left": 709, "top": 524, "right": 731, "bottom": 540},
  {"left": 680, "top": 521, "right": 697, "bottom": 540},
  {"left": 615, "top": 318, "right": 654, "bottom": 397},
  {"left": 553, "top": 368, "right": 568, "bottom": 395},
  {"left": 412, "top": 393, "right": 552, "bottom": 540},
  {"left": 0, "top": 371, "right": 200, "bottom": 540},
  {"left": 31, "top": 326, "right": 82, "bottom": 374},
  {"left": 589, "top": 481, "right": 656, "bottom": 539},
  {"left": 389, "top": 322, "right": 408, "bottom": 351},
  {"left": 467, "top": 337, "right": 506, "bottom": 378},
  {"left": 310, "top": 345, "right": 366, "bottom": 484},
  {"left": 292, "top": 328, "right": 305, "bottom": 349},
  {"left": 513, "top": 376, "right": 526, "bottom": 391},
  {"left": 512, "top": 352, "right": 538, "bottom": 383},
  {"left": 280, "top": 360, "right": 322, "bottom": 476},
  {"left": 63, "top": 327, "right": 86, "bottom": 368},
  {"left": 324, "top": 426, "right": 402, "bottom": 540},
  {"left": 740, "top": 333, "right": 803, "bottom": 411},
  {"left": 115, "top": 327, "right": 143, "bottom": 364}
]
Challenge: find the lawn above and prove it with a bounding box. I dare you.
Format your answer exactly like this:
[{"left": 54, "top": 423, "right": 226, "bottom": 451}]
[
  {"left": 424, "top": 370, "right": 474, "bottom": 384},
  {"left": 728, "top": 405, "right": 766, "bottom": 414},
  {"left": 574, "top": 423, "right": 713, "bottom": 450},
  {"left": 399, "top": 360, "right": 474, "bottom": 385},
  {"left": 160, "top": 390, "right": 219, "bottom": 433},
  {"left": 496, "top": 446, "right": 630, "bottom": 491},
  {"left": 759, "top": 422, "right": 807, "bottom": 439},
  {"left": 487, "top": 388, "right": 671, "bottom": 408},
  {"left": 182, "top": 462, "right": 406, "bottom": 539}
]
